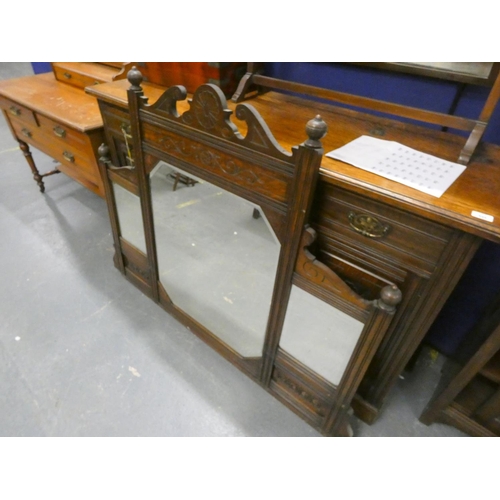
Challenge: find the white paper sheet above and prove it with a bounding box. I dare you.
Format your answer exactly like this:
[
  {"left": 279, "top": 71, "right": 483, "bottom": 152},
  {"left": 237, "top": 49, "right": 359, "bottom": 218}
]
[{"left": 326, "top": 135, "right": 466, "bottom": 198}]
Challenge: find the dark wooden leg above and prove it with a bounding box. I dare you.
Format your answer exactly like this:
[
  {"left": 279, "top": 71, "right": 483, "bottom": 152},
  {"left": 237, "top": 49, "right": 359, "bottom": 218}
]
[
  {"left": 170, "top": 172, "right": 197, "bottom": 191},
  {"left": 172, "top": 173, "right": 180, "bottom": 192},
  {"left": 18, "top": 140, "right": 60, "bottom": 193},
  {"left": 18, "top": 139, "right": 45, "bottom": 193}
]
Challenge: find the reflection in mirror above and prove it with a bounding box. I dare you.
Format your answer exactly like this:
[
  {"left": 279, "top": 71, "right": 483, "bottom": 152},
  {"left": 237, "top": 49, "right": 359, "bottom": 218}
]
[
  {"left": 280, "top": 285, "right": 364, "bottom": 386},
  {"left": 112, "top": 182, "right": 147, "bottom": 254},
  {"left": 151, "top": 162, "right": 281, "bottom": 357}
]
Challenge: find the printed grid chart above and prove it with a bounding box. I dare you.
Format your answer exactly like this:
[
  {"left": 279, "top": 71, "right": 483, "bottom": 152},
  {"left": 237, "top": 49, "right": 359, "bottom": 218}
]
[{"left": 326, "top": 136, "right": 466, "bottom": 198}]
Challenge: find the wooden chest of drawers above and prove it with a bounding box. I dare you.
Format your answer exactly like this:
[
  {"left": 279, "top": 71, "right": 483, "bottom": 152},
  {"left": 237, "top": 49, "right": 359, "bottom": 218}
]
[{"left": 0, "top": 64, "right": 131, "bottom": 197}]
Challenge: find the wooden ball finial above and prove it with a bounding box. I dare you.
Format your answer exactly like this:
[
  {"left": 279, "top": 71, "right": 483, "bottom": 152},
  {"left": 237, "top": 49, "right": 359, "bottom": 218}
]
[
  {"left": 305, "top": 115, "right": 327, "bottom": 148},
  {"left": 98, "top": 143, "right": 110, "bottom": 159},
  {"left": 127, "top": 66, "right": 143, "bottom": 91},
  {"left": 378, "top": 284, "right": 403, "bottom": 313}
]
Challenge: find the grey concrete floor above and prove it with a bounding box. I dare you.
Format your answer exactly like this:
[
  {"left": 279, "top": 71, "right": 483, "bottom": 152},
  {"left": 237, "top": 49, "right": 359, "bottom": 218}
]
[{"left": 0, "top": 62, "right": 467, "bottom": 437}]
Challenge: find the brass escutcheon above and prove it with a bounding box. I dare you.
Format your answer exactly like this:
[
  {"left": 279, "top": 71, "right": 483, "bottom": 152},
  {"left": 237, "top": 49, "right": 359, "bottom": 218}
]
[
  {"left": 21, "top": 128, "right": 32, "bottom": 138},
  {"left": 348, "top": 211, "right": 390, "bottom": 238},
  {"left": 9, "top": 106, "right": 21, "bottom": 116}
]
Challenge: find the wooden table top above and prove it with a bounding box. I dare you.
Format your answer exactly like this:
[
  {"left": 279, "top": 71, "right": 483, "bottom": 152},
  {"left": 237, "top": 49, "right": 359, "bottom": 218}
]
[
  {"left": 87, "top": 79, "right": 500, "bottom": 243},
  {"left": 0, "top": 73, "right": 103, "bottom": 132}
]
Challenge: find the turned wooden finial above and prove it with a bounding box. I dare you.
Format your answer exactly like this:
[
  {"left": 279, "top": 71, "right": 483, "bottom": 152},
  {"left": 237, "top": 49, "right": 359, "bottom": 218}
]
[
  {"left": 305, "top": 115, "right": 327, "bottom": 148},
  {"left": 377, "top": 284, "right": 403, "bottom": 313},
  {"left": 98, "top": 143, "right": 111, "bottom": 164},
  {"left": 127, "top": 66, "right": 143, "bottom": 91}
]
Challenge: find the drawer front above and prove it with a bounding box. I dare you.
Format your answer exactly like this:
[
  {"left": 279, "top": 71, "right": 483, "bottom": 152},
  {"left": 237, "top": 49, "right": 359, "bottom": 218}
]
[
  {"left": 37, "top": 114, "right": 89, "bottom": 150},
  {"left": 56, "top": 159, "right": 101, "bottom": 196},
  {"left": 0, "top": 95, "right": 38, "bottom": 127},
  {"left": 313, "top": 183, "right": 453, "bottom": 276},
  {"left": 8, "top": 118, "right": 41, "bottom": 144},
  {"left": 9, "top": 118, "right": 97, "bottom": 180},
  {"left": 45, "top": 140, "right": 99, "bottom": 182},
  {"left": 52, "top": 64, "right": 103, "bottom": 90}
]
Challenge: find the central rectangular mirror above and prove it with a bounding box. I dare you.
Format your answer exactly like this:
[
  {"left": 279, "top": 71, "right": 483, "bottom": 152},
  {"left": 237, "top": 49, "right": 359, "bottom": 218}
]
[{"left": 150, "top": 162, "right": 281, "bottom": 357}]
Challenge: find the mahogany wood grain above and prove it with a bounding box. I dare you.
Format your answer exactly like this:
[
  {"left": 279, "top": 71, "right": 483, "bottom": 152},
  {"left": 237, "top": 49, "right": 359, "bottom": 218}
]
[
  {"left": 97, "top": 70, "right": 404, "bottom": 435},
  {"left": 89, "top": 75, "right": 500, "bottom": 428},
  {"left": 87, "top": 81, "right": 500, "bottom": 243}
]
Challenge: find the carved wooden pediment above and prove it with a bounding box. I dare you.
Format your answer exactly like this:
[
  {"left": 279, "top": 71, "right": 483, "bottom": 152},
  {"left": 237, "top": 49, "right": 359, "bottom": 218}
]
[{"left": 126, "top": 64, "right": 297, "bottom": 164}]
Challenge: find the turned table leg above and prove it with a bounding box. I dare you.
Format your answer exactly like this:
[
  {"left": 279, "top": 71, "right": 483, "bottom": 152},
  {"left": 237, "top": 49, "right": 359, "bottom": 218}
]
[
  {"left": 18, "top": 140, "right": 60, "bottom": 194},
  {"left": 18, "top": 139, "right": 45, "bottom": 193}
]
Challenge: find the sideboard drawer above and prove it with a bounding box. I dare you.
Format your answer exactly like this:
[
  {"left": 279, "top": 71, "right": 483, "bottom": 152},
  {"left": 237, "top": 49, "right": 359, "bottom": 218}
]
[
  {"left": 0, "top": 96, "right": 38, "bottom": 127},
  {"left": 47, "top": 141, "right": 98, "bottom": 180},
  {"left": 52, "top": 64, "right": 102, "bottom": 90},
  {"left": 37, "top": 114, "right": 88, "bottom": 150},
  {"left": 313, "top": 183, "right": 454, "bottom": 276},
  {"left": 9, "top": 114, "right": 98, "bottom": 180},
  {"left": 9, "top": 119, "right": 39, "bottom": 143}
]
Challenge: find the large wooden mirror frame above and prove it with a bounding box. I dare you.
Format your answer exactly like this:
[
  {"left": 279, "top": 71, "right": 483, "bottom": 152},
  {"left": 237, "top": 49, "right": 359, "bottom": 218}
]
[
  {"left": 232, "top": 63, "right": 500, "bottom": 166},
  {"left": 97, "top": 67, "right": 402, "bottom": 436}
]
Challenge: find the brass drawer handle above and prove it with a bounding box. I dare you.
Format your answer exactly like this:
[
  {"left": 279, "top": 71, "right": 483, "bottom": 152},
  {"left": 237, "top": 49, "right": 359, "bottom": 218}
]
[
  {"left": 348, "top": 211, "right": 390, "bottom": 238},
  {"left": 21, "top": 128, "right": 32, "bottom": 138},
  {"left": 53, "top": 126, "right": 66, "bottom": 138},
  {"left": 63, "top": 151, "right": 75, "bottom": 163},
  {"left": 63, "top": 72, "right": 72, "bottom": 79},
  {"left": 9, "top": 105, "right": 21, "bottom": 116}
]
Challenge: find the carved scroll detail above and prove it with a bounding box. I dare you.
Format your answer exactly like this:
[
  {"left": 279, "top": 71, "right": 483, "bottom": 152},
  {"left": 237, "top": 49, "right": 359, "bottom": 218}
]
[
  {"left": 181, "top": 84, "right": 240, "bottom": 139},
  {"left": 235, "top": 104, "right": 293, "bottom": 161},
  {"left": 296, "top": 226, "right": 403, "bottom": 314},
  {"left": 151, "top": 85, "right": 187, "bottom": 117},
  {"left": 132, "top": 73, "right": 295, "bottom": 163},
  {"left": 296, "top": 226, "right": 369, "bottom": 309}
]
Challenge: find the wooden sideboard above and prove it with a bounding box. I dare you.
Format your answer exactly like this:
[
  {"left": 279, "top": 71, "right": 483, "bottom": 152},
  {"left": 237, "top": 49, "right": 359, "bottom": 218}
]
[
  {"left": 0, "top": 63, "right": 131, "bottom": 197},
  {"left": 86, "top": 71, "right": 500, "bottom": 430}
]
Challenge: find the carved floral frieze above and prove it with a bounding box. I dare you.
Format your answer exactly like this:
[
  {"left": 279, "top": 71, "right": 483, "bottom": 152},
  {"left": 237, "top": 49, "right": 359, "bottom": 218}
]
[{"left": 144, "top": 127, "right": 289, "bottom": 202}]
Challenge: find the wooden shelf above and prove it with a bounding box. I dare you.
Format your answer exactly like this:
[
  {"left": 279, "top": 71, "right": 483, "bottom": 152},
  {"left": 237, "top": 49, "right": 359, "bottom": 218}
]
[{"left": 481, "top": 351, "right": 500, "bottom": 383}]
